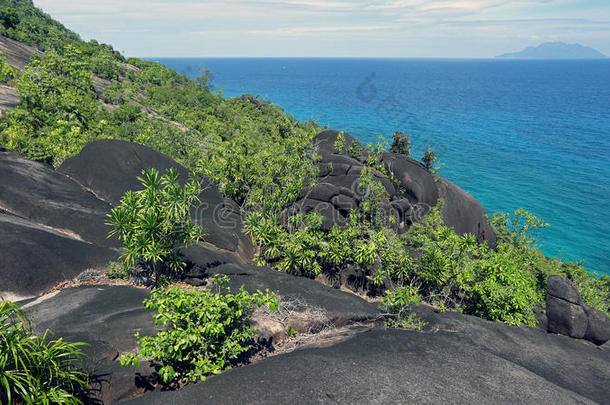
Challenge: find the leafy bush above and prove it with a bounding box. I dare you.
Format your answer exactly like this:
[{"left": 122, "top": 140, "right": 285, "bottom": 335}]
[
  {"left": 421, "top": 145, "right": 438, "bottom": 171},
  {"left": 0, "top": 299, "right": 89, "bottom": 404},
  {"left": 121, "top": 276, "right": 278, "bottom": 384},
  {"left": 107, "top": 168, "right": 203, "bottom": 284},
  {"left": 389, "top": 131, "right": 411, "bottom": 156},
  {"left": 489, "top": 209, "right": 610, "bottom": 316},
  {"left": 0, "top": 51, "right": 17, "bottom": 82},
  {"left": 381, "top": 284, "right": 425, "bottom": 329}
]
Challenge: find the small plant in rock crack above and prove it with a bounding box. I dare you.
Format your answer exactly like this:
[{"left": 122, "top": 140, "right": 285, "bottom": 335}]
[
  {"left": 121, "top": 275, "right": 279, "bottom": 385},
  {"left": 333, "top": 131, "right": 346, "bottom": 153},
  {"left": 106, "top": 167, "right": 203, "bottom": 285},
  {"left": 286, "top": 324, "right": 298, "bottom": 337}
]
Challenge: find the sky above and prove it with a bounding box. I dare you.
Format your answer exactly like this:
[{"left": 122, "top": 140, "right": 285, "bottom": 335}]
[{"left": 33, "top": 0, "right": 610, "bottom": 58}]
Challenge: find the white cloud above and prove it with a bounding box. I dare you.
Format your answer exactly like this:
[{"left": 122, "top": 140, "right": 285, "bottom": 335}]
[
  {"left": 248, "top": 25, "right": 393, "bottom": 35},
  {"left": 32, "top": 0, "right": 610, "bottom": 56}
]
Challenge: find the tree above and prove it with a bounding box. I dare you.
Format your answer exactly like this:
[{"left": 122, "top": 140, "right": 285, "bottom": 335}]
[
  {"left": 389, "top": 131, "right": 411, "bottom": 156},
  {"left": 106, "top": 168, "right": 203, "bottom": 284},
  {"left": 422, "top": 145, "right": 437, "bottom": 172}
]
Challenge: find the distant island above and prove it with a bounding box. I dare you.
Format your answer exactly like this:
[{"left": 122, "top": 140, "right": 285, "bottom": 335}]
[{"left": 496, "top": 42, "right": 607, "bottom": 59}]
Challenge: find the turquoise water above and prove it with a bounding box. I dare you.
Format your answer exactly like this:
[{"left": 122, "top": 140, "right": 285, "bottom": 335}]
[{"left": 149, "top": 58, "right": 610, "bottom": 275}]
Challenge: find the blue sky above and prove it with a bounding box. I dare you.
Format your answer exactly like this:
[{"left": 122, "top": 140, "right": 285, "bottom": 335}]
[{"left": 34, "top": 0, "right": 610, "bottom": 57}]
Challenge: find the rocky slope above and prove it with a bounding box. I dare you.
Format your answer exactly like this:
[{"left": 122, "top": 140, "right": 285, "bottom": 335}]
[{"left": 1, "top": 137, "right": 608, "bottom": 403}]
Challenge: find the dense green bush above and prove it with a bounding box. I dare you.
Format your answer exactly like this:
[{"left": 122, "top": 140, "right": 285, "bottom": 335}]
[
  {"left": 121, "top": 276, "right": 278, "bottom": 384},
  {"left": 107, "top": 168, "right": 203, "bottom": 284},
  {"left": 389, "top": 131, "right": 411, "bottom": 156},
  {"left": 421, "top": 145, "right": 438, "bottom": 172},
  {"left": 0, "top": 51, "right": 17, "bottom": 83},
  {"left": 0, "top": 299, "right": 89, "bottom": 404}
]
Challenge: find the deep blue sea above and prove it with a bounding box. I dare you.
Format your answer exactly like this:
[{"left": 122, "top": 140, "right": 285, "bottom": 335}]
[{"left": 148, "top": 57, "right": 610, "bottom": 275}]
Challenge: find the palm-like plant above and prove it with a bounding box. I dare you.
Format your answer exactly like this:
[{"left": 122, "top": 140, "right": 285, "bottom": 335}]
[
  {"left": 107, "top": 167, "right": 204, "bottom": 284},
  {"left": 0, "top": 300, "right": 89, "bottom": 405}
]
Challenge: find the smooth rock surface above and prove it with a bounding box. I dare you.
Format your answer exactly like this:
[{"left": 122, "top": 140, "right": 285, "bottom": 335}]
[
  {"left": 21, "top": 285, "right": 157, "bottom": 404},
  {"left": 0, "top": 148, "right": 115, "bottom": 247},
  {"left": 59, "top": 139, "right": 252, "bottom": 258},
  {"left": 583, "top": 304, "right": 610, "bottom": 345},
  {"left": 0, "top": 213, "right": 115, "bottom": 298},
  {"left": 547, "top": 274, "right": 583, "bottom": 304},
  {"left": 122, "top": 307, "right": 610, "bottom": 405},
  {"left": 546, "top": 295, "right": 588, "bottom": 339}
]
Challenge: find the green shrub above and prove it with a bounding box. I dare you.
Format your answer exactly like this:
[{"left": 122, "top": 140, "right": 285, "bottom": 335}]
[
  {"left": 333, "top": 131, "right": 346, "bottom": 152},
  {"left": 381, "top": 284, "right": 426, "bottom": 329},
  {"left": 0, "top": 299, "right": 89, "bottom": 404},
  {"left": 0, "top": 51, "right": 17, "bottom": 82},
  {"left": 489, "top": 208, "right": 549, "bottom": 248},
  {"left": 421, "top": 145, "right": 438, "bottom": 172},
  {"left": 389, "top": 131, "right": 411, "bottom": 156},
  {"left": 121, "top": 276, "right": 278, "bottom": 384},
  {"left": 106, "top": 168, "right": 203, "bottom": 284}
]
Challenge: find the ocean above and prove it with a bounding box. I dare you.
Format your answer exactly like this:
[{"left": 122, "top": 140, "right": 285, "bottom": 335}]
[{"left": 148, "top": 57, "right": 610, "bottom": 275}]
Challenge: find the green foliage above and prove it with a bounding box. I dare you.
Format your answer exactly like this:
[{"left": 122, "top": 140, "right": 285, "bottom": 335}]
[
  {"left": 0, "top": 52, "right": 17, "bottom": 82},
  {"left": 198, "top": 108, "right": 319, "bottom": 214},
  {"left": 0, "top": 299, "right": 89, "bottom": 404},
  {"left": 347, "top": 139, "right": 362, "bottom": 159},
  {"left": 489, "top": 209, "right": 610, "bottom": 316},
  {"left": 422, "top": 144, "right": 438, "bottom": 172},
  {"left": 106, "top": 261, "right": 129, "bottom": 280},
  {"left": 333, "top": 131, "right": 346, "bottom": 152},
  {"left": 381, "top": 284, "right": 426, "bottom": 329},
  {"left": 0, "top": 0, "right": 80, "bottom": 49},
  {"left": 286, "top": 324, "right": 298, "bottom": 337},
  {"left": 106, "top": 168, "right": 203, "bottom": 284},
  {"left": 121, "top": 277, "right": 278, "bottom": 384},
  {"left": 489, "top": 208, "right": 549, "bottom": 248},
  {"left": 389, "top": 131, "right": 411, "bottom": 156}
]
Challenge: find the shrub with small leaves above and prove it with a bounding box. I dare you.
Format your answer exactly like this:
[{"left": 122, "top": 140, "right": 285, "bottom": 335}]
[
  {"left": 381, "top": 284, "right": 426, "bottom": 329},
  {"left": 121, "top": 276, "right": 278, "bottom": 384},
  {"left": 0, "top": 51, "right": 17, "bottom": 82},
  {"left": 422, "top": 145, "right": 438, "bottom": 172},
  {"left": 389, "top": 131, "right": 411, "bottom": 156}
]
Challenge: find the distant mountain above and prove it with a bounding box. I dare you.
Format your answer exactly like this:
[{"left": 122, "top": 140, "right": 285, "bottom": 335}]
[{"left": 496, "top": 42, "right": 607, "bottom": 59}]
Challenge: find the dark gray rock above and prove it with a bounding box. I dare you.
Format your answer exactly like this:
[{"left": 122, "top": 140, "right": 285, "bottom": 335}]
[
  {"left": 0, "top": 148, "right": 116, "bottom": 247},
  {"left": 313, "top": 130, "right": 362, "bottom": 157},
  {"left": 59, "top": 139, "right": 252, "bottom": 258},
  {"left": 303, "top": 182, "right": 340, "bottom": 202},
  {"left": 0, "top": 214, "right": 115, "bottom": 298},
  {"left": 21, "top": 285, "right": 157, "bottom": 404},
  {"left": 179, "top": 243, "right": 244, "bottom": 286},
  {"left": 59, "top": 139, "right": 190, "bottom": 205},
  {"left": 381, "top": 152, "right": 438, "bottom": 205},
  {"left": 290, "top": 198, "right": 346, "bottom": 231},
  {"left": 547, "top": 274, "right": 582, "bottom": 304},
  {"left": 123, "top": 307, "right": 609, "bottom": 405},
  {"left": 534, "top": 307, "right": 548, "bottom": 331},
  {"left": 583, "top": 305, "right": 610, "bottom": 345},
  {"left": 0, "top": 35, "right": 40, "bottom": 71},
  {"left": 546, "top": 295, "right": 588, "bottom": 339},
  {"left": 436, "top": 177, "right": 497, "bottom": 247},
  {"left": 201, "top": 263, "right": 380, "bottom": 323},
  {"left": 330, "top": 194, "right": 358, "bottom": 216}
]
